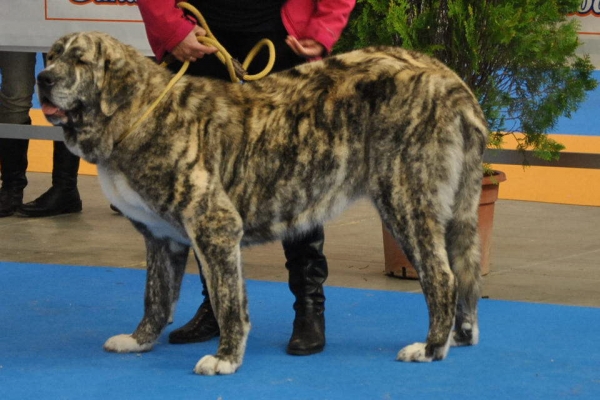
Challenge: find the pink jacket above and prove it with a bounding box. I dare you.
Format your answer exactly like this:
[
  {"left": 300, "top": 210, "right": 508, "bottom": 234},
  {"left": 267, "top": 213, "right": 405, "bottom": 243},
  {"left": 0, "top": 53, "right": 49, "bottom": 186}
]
[{"left": 137, "top": 0, "right": 356, "bottom": 61}]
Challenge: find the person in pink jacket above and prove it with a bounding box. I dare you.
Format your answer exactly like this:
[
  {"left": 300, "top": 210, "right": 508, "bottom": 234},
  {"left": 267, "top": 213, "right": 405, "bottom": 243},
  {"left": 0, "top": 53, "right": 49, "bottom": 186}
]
[{"left": 137, "top": 0, "right": 355, "bottom": 356}]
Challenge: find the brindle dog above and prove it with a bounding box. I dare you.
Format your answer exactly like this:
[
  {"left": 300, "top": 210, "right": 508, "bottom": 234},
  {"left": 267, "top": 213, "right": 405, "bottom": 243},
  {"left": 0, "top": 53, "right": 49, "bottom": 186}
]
[{"left": 37, "top": 31, "right": 487, "bottom": 375}]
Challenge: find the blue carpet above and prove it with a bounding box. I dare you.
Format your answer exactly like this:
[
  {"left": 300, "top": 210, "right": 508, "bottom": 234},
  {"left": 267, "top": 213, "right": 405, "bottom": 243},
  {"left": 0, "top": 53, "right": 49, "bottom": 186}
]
[{"left": 0, "top": 262, "right": 599, "bottom": 399}]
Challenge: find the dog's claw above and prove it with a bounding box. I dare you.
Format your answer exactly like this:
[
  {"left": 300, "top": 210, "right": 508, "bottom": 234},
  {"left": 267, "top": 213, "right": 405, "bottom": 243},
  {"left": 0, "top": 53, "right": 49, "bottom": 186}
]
[{"left": 194, "top": 355, "right": 240, "bottom": 375}]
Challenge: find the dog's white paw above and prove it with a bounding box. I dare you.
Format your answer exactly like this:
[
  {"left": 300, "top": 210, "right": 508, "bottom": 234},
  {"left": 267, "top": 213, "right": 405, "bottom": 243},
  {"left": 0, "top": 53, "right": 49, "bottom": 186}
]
[
  {"left": 397, "top": 340, "right": 451, "bottom": 362},
  {"left": 194, "top": 355, "right": 240, "bottom": 376},
  {"left": 396, "top": 342, "right": 433, "bottom": 362},
  {"left": 103, "top": 334, "right": 154, "bottom": 353}
]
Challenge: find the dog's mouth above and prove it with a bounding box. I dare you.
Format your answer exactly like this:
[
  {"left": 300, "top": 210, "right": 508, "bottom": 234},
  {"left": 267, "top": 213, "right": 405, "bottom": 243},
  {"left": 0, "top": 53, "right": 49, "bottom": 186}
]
[{"left": 40, "top": 97, "right": 68, "bottom": 125}]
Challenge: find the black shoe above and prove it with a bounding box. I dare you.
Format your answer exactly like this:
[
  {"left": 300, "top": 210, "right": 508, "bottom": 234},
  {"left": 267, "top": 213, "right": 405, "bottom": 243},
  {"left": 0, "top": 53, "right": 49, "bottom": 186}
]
[
  {"left": 0, "top": 187, "right": 24, "bottom": 218},
  {"left": 18, "top": 186, "right": 82, "bottom": 217},
  {"left": 168, "top": 300, "right": 220, "bottom": 344},
  {"left": 286, "top": 308, "right": 326, "bottom": 356},
  {"left": 110, "top": 204, "right": 122, "bottom": 215}
]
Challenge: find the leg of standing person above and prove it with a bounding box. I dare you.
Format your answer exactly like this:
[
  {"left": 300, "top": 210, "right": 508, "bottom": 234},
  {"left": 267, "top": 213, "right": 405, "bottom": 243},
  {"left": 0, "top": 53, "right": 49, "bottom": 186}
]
[
  {"left": 167, "top": 27, "right": 328, "bottom": 355},
  {"left": 283, "top": 227, "right": 328, "bottom": 355},
  {"left": 18, "top": 52, "right": 82, "bottom": 218},
  {"left": 0, "top": 51, "right": 36, "bottom": 218},
  {"left": 18, "top": 140, "right": 81, "bottom": 217}
]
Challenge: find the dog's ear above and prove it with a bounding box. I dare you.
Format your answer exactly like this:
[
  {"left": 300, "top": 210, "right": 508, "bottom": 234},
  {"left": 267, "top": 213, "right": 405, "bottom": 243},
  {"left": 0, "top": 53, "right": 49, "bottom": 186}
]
[{"left": 100, "top": 47, "right": 136, "bottom": 116}]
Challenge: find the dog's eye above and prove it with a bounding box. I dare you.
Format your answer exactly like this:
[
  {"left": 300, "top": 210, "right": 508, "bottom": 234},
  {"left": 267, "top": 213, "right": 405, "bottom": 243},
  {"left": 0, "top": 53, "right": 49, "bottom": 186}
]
[{"left": 47, "top": 45, "right": 64, "bottom": 63}]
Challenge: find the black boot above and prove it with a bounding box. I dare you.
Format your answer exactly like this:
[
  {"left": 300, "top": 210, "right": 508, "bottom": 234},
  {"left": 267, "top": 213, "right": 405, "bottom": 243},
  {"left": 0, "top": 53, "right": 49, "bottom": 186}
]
[
  {"left": 18, "top": 141, "right": 82, "bottom": 217},
  {"left": 169, "top": 270, "right": 220, "bottom": 344},
  {"left": 284, "top": 226, "right": 328, "bottom": 356},
  {"left": 0, "top": 137, "right": 29, "bottom": 217}
]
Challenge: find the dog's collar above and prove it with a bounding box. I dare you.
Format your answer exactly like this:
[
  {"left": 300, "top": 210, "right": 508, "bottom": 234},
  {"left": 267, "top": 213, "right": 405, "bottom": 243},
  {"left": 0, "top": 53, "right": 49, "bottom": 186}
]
[{"left": 115, "top": 62, "right": 190, "bottom": 145}]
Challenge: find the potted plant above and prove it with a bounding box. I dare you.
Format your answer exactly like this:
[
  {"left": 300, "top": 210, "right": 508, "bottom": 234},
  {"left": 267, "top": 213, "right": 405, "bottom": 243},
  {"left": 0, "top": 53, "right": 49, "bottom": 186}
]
[{"left": 336, "top": 0, "right": 597, "bottom": 277}]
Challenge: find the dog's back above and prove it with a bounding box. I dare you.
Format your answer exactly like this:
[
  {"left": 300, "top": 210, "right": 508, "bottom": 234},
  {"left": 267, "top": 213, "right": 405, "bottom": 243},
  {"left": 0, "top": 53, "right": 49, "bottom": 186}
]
[{"left": 211, "top": 47, "right": 487, "bottom": 247}]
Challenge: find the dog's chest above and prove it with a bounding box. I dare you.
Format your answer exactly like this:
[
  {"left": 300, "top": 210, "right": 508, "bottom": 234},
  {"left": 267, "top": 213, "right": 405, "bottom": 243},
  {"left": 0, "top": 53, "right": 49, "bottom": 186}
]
[{"left": 97, "top": 166, "right": 190, "bottom": 245}]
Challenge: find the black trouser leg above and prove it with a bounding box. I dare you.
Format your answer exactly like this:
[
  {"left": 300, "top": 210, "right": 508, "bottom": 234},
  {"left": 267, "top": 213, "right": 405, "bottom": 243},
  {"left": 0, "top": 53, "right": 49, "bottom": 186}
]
[
  {"left": 283, "top": 225, "right": 328, "bottom": 355},
  {"left": 51, "top": 141, "right": 80, "bottom": 189},
  {"left": 0, "top": 137, "right": 29, "bottom": 191},
  {"left": 0, "top": 128, "right": 29, "bottom": 217}
]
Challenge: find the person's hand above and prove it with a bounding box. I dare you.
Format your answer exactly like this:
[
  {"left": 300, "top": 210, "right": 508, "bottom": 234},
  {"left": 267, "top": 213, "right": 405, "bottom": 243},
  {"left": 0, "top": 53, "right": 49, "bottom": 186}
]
[
  {"left": 286, "top": 36, "right": 325, "bottom": 58},
  {"left": 171, "top": 26, "right": 218, "bottom": 63}
]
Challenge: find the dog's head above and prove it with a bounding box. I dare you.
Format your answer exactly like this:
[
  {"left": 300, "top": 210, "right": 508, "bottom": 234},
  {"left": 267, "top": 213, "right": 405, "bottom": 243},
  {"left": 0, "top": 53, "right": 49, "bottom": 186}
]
[{"left": 38, "top": 31, "right": 137, "bottom": 126}]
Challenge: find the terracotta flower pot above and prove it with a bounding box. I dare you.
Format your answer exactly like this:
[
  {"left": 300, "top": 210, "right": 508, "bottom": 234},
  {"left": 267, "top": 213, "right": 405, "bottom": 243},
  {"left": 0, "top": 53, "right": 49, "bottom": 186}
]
[{"left": 383, "top": 171, "right": 507, "bottom": 279}]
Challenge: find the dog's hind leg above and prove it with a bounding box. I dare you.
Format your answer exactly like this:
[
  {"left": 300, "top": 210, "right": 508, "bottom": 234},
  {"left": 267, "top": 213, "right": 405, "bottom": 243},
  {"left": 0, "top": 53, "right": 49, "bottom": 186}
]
[
  {"left": 185, "top": 198, "right": 250, "bottom": 376},
  {"left": 373, "top": 185, "right": 457, "bottom": 362},
  {"left": 397, "top": 221, "right": 456, "bottom": 362},
  {"left": 446, "top": 217, "right": 481, "bottom": 347},
  {"left": 104, "top": 228, "right": 189, "bottom": 353},
  {"left": 447, "top": 175, "right": 482, "bottom": 347}
]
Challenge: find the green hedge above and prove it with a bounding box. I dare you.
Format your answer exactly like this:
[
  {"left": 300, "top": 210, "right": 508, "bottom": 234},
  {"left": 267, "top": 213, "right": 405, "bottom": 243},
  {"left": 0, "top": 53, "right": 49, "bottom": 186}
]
[{"left": 337, "top": 0, "right": 597, "bottom": 161}]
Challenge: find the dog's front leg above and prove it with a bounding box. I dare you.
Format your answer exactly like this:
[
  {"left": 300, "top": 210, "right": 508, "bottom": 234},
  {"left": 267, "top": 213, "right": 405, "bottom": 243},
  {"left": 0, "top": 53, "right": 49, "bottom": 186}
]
[
  {"left": 186, "top": 203, "right": 249, "bottom": 376},
  {"left": 104, "top": 227, "right": 189, "bottom": 353}
]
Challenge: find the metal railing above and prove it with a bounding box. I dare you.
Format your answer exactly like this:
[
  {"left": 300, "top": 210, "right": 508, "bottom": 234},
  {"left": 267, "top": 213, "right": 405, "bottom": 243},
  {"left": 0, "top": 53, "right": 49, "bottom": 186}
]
[
  {"left": 2, "top": 123, "right": 600, "bottom": 170},
  {"left": 484, "top": 149, "right": 600, "bottom": 169},
  {"left": 0, "top": 123, "right": 63, "bottom": 141}
]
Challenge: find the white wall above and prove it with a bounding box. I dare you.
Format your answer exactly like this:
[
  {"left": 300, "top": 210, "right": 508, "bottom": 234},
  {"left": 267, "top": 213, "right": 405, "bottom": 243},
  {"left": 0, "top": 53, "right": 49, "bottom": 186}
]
[{"left": 0, "top": 0, "right": 150, "bottom": 53}]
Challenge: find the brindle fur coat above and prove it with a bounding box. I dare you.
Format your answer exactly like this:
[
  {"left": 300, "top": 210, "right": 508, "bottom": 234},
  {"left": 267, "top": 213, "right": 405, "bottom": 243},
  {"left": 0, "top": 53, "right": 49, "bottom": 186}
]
[{"left": 37, "top": 31, "right": 487, "bottom": 375}]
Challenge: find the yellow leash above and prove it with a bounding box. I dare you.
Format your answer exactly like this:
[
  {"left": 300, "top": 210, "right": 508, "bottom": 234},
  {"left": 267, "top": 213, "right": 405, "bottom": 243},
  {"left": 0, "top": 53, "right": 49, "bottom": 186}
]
[
  {"left": 115, "top": 2, "right": 275, "bottom": 144},
  {"left": 115, "top": 62, "right": 190, "bottom": 144},
  {"left": 176, "top": 2, "right": 275, "bottom": 83}
]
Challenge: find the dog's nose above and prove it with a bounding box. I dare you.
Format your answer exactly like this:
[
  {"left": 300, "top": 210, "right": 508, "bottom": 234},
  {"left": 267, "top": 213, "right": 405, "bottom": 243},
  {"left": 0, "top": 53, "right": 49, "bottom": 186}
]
[{"left": 37, "top": 70, "right": 56, "bottom": 89}]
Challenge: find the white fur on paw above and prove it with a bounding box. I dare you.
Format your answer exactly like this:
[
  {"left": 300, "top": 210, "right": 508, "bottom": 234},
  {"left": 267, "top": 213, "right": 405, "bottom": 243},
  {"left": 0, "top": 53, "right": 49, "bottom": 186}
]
[
  {"left": 194, "top": 355, "right": 240, "bottom": 376},
  {"left": 103, "top": 334, "right": 154, "bottom": 353},
  {"left": 396, "top": 342, "right": 433, "bottom": 362}
]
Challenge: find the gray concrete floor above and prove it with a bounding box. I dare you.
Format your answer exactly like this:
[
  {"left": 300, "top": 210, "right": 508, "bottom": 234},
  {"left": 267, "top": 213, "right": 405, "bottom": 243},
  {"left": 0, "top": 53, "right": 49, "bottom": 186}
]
[{"left": 2, "top": 172, "right": 599, "bottom": 308}]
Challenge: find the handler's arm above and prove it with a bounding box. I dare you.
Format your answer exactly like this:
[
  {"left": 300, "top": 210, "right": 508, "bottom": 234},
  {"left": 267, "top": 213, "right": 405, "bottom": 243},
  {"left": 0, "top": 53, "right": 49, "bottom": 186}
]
[
  {"left": 137, "top": 0, "right": 216, "bottom": 62},
  {"left": 304, "top": 0, "right": 356, "bottom": 54}
]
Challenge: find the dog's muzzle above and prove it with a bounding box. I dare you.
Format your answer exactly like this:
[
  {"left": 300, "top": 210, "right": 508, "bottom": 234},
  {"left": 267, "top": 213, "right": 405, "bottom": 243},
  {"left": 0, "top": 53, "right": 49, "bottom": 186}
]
[{"left": 37, "top": 70, "right": 67, "bottom": 120}]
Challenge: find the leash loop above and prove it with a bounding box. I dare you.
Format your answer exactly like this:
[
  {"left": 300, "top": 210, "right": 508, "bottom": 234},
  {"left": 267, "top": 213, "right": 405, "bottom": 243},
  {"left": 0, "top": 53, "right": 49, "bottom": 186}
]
[
  {"left": 177, "top": 1, "right": 276, "bottom": 83},
  {"left": 116, "top": 2, "right": 275, "bottom": 144}
]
